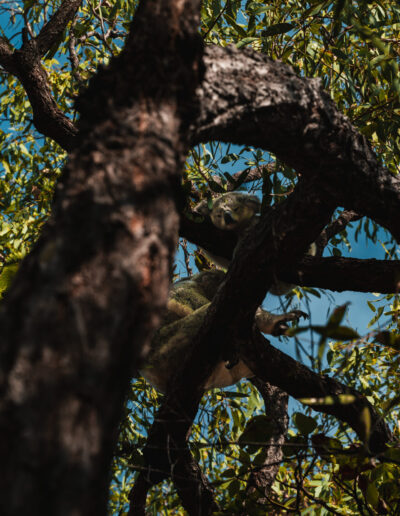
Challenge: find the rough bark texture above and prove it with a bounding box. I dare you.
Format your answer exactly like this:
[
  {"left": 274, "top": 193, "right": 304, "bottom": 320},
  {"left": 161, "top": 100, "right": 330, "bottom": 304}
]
[
  {"left": 194, "top": 45, "right": 400, "bottom": 242},
  {"left": 246, "top": 379, "right": 288, "bottom": 508},
  {"left": 0, "top": 0, "right": 81, "bottom": 150},
  {"left": 0, "top": 0, "right": 203, "bottom": 514}
]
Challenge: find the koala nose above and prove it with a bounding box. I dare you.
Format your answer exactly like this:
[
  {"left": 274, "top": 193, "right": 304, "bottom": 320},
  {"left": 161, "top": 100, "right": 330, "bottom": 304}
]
[{"left": 224, "top": 212, "right": 235, "bottom": 225}]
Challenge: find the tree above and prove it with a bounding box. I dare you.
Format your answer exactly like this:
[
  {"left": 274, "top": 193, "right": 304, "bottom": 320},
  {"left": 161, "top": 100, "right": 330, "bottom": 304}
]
[{"left": 0, "top": 0, "right": 400, "bottom": 514}]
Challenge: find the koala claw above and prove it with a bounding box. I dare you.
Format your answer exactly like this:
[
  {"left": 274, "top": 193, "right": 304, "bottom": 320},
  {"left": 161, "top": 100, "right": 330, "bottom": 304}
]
[
  {"left": 283, "top": 310, "right": 309, "bottom": 322},
  {"left": 268, "top": 310, "right": 309, "bottom": 336}
]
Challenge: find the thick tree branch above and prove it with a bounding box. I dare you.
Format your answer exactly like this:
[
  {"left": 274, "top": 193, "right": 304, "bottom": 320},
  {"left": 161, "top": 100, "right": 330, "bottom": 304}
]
[
  {"left": 246, "top": 380, "right": 288, "bottom": 508},
  {"left": 0, "top": 1, "right": 82, "bottom": 150},
  {"left": 5, "top": 48, "right": 78, "bottom": 150},
  {"left": 285, "top": 255, "right": 400, "bottom": 293},
  {"left": 180, "top": 215, "right": 400, "bottom": 294},
  {"left": 0, "top": 0, "right": 203, "bottom": 513},
  {"left": 129, "top": 433, "right": 218, "bottom": 515},
  {"left": 171, "top": 450, "right": 218, "bottom": 515},
  {"left": 1, "top": 4, "right": 398, "bottom": 514},
  {"left": 128, "top": 474, "right": 149, "bottom": 516},
  {"left": 193, "top": 45, "right": 400, "bottom": 242},
  {"left": 141, "top": 180, "right": 335, "bottom": 482},
  {"left": 35, "top": 0, "right": 83, "bottom": 56}
]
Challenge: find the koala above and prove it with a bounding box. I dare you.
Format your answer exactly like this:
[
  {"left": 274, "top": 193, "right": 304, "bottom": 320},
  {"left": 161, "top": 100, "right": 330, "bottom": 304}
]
[
  {"left": 139, "top": 270, "right": 307, "bottom": 392},
  {"left": 195, "top": 192, "right": 298, "bottom": 295},
  {"left": 195, "top": 192, "right": 260, "bottom": 270}
]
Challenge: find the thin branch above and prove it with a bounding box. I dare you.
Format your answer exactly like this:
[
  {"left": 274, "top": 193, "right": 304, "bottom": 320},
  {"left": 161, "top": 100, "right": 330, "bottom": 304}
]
[
  {"left": 315, "top": 210, "right": 362, "bottom": 256},
  {"left": 202, "top": 1, "right": 228, "bottom": 39},
  {"left": 130, "top": 396, "right": 218, "bottom": 515},
  {"left": 68, "top": 17, "right": 84, "bottom": 84}
]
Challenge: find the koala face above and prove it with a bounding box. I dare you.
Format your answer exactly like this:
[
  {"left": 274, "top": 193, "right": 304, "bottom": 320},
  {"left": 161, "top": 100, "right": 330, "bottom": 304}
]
[{"left": 209, "top": 193, "right": 260, "bottom": 231}]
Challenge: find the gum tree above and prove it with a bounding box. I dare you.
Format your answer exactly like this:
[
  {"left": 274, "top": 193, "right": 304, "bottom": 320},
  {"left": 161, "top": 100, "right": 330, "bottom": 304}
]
[{"left": 0, "top": 0, "right": 400, "bottom": 514}]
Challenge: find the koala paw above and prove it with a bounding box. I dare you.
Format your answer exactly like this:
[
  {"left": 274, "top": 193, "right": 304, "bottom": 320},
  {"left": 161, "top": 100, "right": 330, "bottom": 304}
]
[{"left": 271, "top": 310, "right": 308, "bottom": 336}]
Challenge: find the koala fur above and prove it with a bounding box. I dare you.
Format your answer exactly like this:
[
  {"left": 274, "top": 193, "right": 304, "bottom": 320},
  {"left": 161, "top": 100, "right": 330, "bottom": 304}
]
[
  {"left": 139, "top": 270, "right": 307, "bottom": 392},
  {"left": 195, "top": 192, "right": 299, "bottom": 295}
]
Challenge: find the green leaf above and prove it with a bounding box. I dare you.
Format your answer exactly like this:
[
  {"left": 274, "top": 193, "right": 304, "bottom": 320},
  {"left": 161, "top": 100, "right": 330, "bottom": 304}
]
[
  {"left": 0, "top": 263, "right": 19, "bottom": 297},
  {"left": 312, "top": 433, "right": 343, "bottom": 458},
  {"left": 249, "top": 5, "right": 273, "bottom": 16},
  {"left": 318, "top": 325, "right": 360, "bottom": 340},
  {"left": 295, "top": 324, "right": 359, "bottom": 341},
  {"left": 236, "top": 37, "right": 258, "bottom": 49},
  {"left": 328, "top": 304, "right": 347, "bottom": 326},
  {"left": 370, "top": 54, "right": 391, "bottom": 67},
  {"left": 359, "top": 407, "right": 372, "bottom": 445},
  {"left": 383, "top": 447, "right": 400, "bottom": 462},
  {"left": 292, "top": 412, "right": 317, "bottom": 435},
  {"left": 366, "top": 482, "right": 379, "bottom": 508},
  {"left": 234, "top": 168, "right": 251, "bottom": 188},
  {"left": 221, "top": 153, "right": 239, "bottom": 164},
  {"left": 331, "top": 47, "right": 349, "bottom": 61},
  {"left": 228, "top": 478, "right": 241, "bottom": 497},
  {"left": 262, "top": 23, "right": 294, "bottom": 38},
  {"left": 224, "top": 14, "right": 248, "bottom": 38},
  {"left": 221, "top": 468, "right": 236, "bottom": 478},
  {"left": 208, "top": 180, "right": 225, "bottom": 193},
  {"left": 282, "top": 435, "right": 307, "bottom": 457},
  {"left": 238, "top": 415, "right": 274, "bottom": 454}
]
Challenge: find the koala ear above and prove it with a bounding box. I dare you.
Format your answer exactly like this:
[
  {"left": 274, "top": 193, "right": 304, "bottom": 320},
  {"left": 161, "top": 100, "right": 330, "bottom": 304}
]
[
  {"left": 243, "top": 194, "right": 261, "bottom": 212},
  {"left": 194, "top": 199, "right": 212, "bottom": 216}
]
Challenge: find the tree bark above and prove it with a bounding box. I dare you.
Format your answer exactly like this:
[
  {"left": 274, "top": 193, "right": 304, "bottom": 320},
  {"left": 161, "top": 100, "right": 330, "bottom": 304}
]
[
  {"left": 181, "top": 215, "right": 400, "bottom": 294},
  {"left": 0, "top": 0, "right": 203, "bottom": 514},
  {"left": 246, "top": 380, "right": 288, "bottom": 509},
  {"left": 0, "top": 0, "right": 82, "bottom": 150},
  {"left": 194, "top": 45, "right": 400, "bottom": 242}
]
